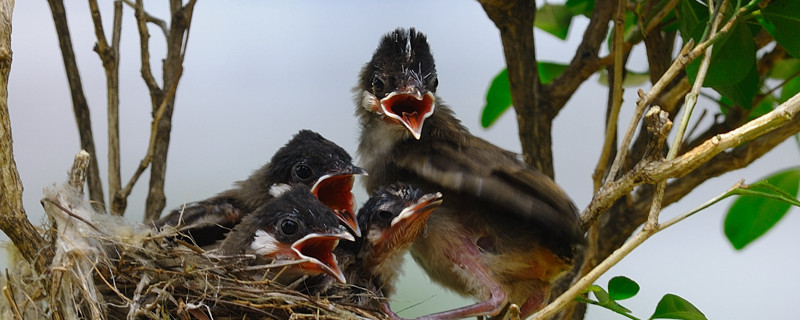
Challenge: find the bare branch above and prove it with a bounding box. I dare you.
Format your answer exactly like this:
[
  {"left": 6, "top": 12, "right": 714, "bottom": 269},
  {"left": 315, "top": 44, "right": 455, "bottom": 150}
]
[
  {"left": 548, "top": 0, "right": 616, "bottom": 107},
  {"left": 593, "top": 0, "right": 627, "bottom": 191},
  {"left": 0, "top": 0, "right": 53, "bottom": 273},
  {"left": 584, "top": 92, "right": 800, "bottom": 228},
  {"left": 133, "top": 0, "right": 161, "bottom": 99},
  {"left": 144, "top": 0, "right": 197, "bottom": 222},
  {"left": 88, "top": 0, "right": 125, "bottom": 215},
  {"left": 46, "top": 0, "right": 105, "bottom": 211},
  {"left": 121, "top": 0, "right": 168, "bottom": 36},
  {"left": 108, "top": 1, "right": 123, "bottom": 214}
]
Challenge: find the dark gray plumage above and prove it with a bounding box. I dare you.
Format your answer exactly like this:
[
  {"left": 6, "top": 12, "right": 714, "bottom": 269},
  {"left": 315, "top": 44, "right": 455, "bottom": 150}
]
[
  {"left": 354, "top": 28, "right": 584, "bottom": 319},
  {"left": 309, "top": 183, "right": 442, "bottom": 313},
  {"left": 218, "top": 184, "right": 353, "bottom": 284},
  {"left": 154, "top": 130, "right": 365, "bottom": 246}
]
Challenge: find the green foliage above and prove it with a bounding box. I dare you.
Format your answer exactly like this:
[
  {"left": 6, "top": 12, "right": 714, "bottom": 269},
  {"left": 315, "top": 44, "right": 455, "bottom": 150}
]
[
  {"left": 724, "top": 168, "right": 800, "bottom": 250},
  {"left": 480, "top": 63, "right": 567, "bottom": 127},
  {"left": 484, "top": 0, "right": 800, "bottom": 129},
  {"left": 565, "top": 0, "right": 594, "bottom": 17},
  {"left": 780, "top": 76, "right": 800, "bottom": 104},
  {"left": 581, "top": 277, "right": 707, "bottom": 320},
  {"left": 608, "top": 276, "right": 640, "bottom": 301},
  {"left": 481, "top": 69, "right": 511, "bottom": 128},
  {"left": 678, "top": 0, "right": 758, "bottom": 107},
  {"left": 535, "top": 4, "right": 573, "bottom": 40},
  {"left": 598, "top": 69, "right": 651, "bottom": 88},
  {"left": 761, "top": 0, "right": 800, "bottom": 58},
  {"left": 768, "top": 59, "right": 800, "bottom": 80},
  {"left": 650, "top": 294, "right": 708, "bottom": 320}
]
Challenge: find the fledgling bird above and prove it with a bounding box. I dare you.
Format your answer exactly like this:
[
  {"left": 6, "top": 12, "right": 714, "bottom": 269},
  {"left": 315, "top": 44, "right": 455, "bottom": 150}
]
[
  {"left": 315, "top": 183, "right": 442, "bottom": 311},
  {"left": 218, "top": 184, "right": 354, "bottom": 284},
  {"left": 154, "top": 130, "right": 366, "bottom": 247},
  {"left": 355, "top": 28, "right": 584, "bottom": 319}
]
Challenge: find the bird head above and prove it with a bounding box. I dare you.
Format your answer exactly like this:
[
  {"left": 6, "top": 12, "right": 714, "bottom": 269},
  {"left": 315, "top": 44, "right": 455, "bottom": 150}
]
[
  {"left": 359, "top": 183, "right": 442, "bottom": 263},
  {"left": 267, "top": 130, "right": 367, "bottom": 236},
  {"left": 357, "top": 28, "right": 438, "bottom": 140},
  {"left": 223, "top": 185, "right": 354, "bottom": 284}
]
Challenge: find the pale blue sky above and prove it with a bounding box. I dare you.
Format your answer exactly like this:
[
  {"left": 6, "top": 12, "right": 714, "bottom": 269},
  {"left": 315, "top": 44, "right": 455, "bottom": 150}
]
[{"left": 6, "top": 1, "right": 799, "bottom": 319}]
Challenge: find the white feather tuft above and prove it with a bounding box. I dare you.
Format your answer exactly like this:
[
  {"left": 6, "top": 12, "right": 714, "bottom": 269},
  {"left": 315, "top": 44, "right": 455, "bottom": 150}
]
[
  {"left": 251, "top": 229, "right": 280, "bottom": 256},
  {"left": 268, "top": 183, "right": 293, "bottom": 198}
]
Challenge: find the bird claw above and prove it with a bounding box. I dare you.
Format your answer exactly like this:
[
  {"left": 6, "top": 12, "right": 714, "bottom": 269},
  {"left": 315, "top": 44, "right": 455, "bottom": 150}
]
[{"left": 490, "top": 303, "right": 520, "bottom": 320}]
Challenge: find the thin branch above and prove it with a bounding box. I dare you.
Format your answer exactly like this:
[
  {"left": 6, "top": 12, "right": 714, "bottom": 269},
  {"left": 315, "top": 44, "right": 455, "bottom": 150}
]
[
  {"left": 640, "top": 113, "right": 800, "bottom": 212},
  {"left": 108, "top": 0, "right": 123, "bottom": 213},
  {"left": 133, "top": 0, "right": 161, "bottom": 99},
  {"left": 548, "top": 0, "right": 616, "bottom": 107},
  {"left": 535, "top": 181, "right": 742, "bottom": 319},
  {"left": 643, "top": 0, "right": 680, "bottom": 38},
  {"left": 120, "top": 0, "right": 168, "bottom": 36},
  {"left": 583, "top": 91, "right": 800, "bottom": 228},
  {"left": 605, "top": 41, "right": 693, "bottom": 182},
  {"left": 46, "top": 0, "right": 105, "bottom": 211},
  {"left": 143, "top": 0, "right": 197, "bottom": 222},
  {"left": 592, "top": 0, "right": 627, "bottom": 191},
  {"left": 605, "top": 0, "right": 762, "bottom": 183},
  {"left": 88, "top": 0, "right": 124, "bottom": 215}
]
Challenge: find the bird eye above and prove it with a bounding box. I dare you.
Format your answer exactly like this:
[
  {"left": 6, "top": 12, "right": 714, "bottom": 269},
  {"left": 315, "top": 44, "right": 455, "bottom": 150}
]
[
  {"left": 430, "top": 77, "right": 439, "bottom": 91},
  {"left": 293, "top": 164, "right": 314, "bottom": 181},
  {"left": 377, "top": 210, "right": 394, "bottom": 222},
  {"left": 372, "top": 76, "right": 385, "bottom": 93},
  {"left": 279, "top": 218, "right": 299, "bottom": 236}
]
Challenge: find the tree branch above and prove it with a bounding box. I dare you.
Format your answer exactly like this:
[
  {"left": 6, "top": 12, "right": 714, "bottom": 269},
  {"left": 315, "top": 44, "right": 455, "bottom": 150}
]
[
  {"left": 478, "top": 0, "right": 555, "bottom": 176},
  {"left": 583, "top": 91, "right": 800, "bottom": 229},
  {"left": 46, "top": 0, "right": 105, "bottom": 212},
  {"left": 0, "top": 0, "right": 53, "bottom": 274},
  {"left": 548, "top": 0, "right": 616, "bottom": 109},
  {"left": 143, "top": 0, "right": 196, "bottom": 222},
  {"left": 88, "top": 0, "right": 124, "bottom": 215}
]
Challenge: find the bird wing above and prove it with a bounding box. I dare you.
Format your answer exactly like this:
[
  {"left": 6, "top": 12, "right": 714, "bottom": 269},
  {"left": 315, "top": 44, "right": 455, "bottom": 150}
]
[
  {"left": 155, "top": 198, "right": 245, "bottom": 246},
  {"left": 395, "top": 137, "right": 583, "bottom": 243}
]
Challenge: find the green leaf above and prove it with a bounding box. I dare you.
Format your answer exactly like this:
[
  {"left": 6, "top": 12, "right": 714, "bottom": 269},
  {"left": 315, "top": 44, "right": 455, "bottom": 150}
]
[
  {"left": 677, "top": 0, "right": 707, "bottom": 44},
  {"left": 598, "top": 69, "right": 652, "bottom": 87},
  {"left": 481, "top": 63, "right": 566, "bottom": 128},
  {"left": 686, "top": 21, "right": 756, "bottom": 87},
  {"left": 608, "top": 276, "right": 640, "bottom": 301},
  {"left": 582, "top": 284, "right": 635, "bottom": 318},
  {"left": 724, "top": 168, "right": 800, "bottom": 250},
  {"left": 679, "top": 0, "right": 757, "bottom": 88},
  {"left": 481, "top": 69, "right": 511, "bottom": 128},
  {"left": 779, "top": 75, "right": 800, "bottom": 104},
  {"left": 747, "top": 95, "right": 775, "bottom": 121},
  {"left": 566, "top": 0, "right": 594, "bottom": 17},
  {"left": 539, "top": 62, "right": 568, "bottom": 85},
  {"left": 650, "top": 294, "right": 708, "bottom": 320},
  {"left": 768, "top": 59, "right": 800, "bottom": 79},
  {"left": 535, "top": 4, "right": 573, "bottom": 40},
  {"left": 711, "top": 61, "right": 758, "bottom": 108},
  {"left": 762, "top": 0, "right": 800, "bottom": 58}
]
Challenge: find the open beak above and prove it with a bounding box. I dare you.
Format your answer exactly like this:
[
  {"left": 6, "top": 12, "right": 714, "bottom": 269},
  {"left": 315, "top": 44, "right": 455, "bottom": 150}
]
[
  {"left": 291, "top": 230, "right": 355, "bottom": 284},
  {"left": 311, "top": 165, "right": 367, "bottom": 237},
  {"left": 380, "top": 89, "right": 436, "bottom": 140},
  {"left": 379, "top": 192, "right": 443, "bottom": 252}
]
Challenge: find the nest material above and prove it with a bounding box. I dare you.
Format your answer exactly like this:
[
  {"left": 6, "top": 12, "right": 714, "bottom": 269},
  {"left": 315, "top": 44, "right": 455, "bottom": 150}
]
[{"left": 1, "top": 154, "right": 386, "bottom": 320}]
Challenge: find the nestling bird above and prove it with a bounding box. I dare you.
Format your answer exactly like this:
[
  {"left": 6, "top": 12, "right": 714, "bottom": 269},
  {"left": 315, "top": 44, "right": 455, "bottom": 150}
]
[
  {"left": 355, "top": 28, "right": 584, "bottom": 319},
  {"left": 312, "top": 183, "right": 442, "bottom": 311},
  {"left": 154, "top": 130, "right": 366, "bottom": 247},
  {"left": 218, "top": 184, "right": 354, "bottom": 284}
]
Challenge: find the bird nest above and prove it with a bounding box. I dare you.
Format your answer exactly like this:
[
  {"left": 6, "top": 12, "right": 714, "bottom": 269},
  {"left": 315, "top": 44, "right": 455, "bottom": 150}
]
[{"left": 1, "top": 152, "right": 385, "bottom": 320}]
